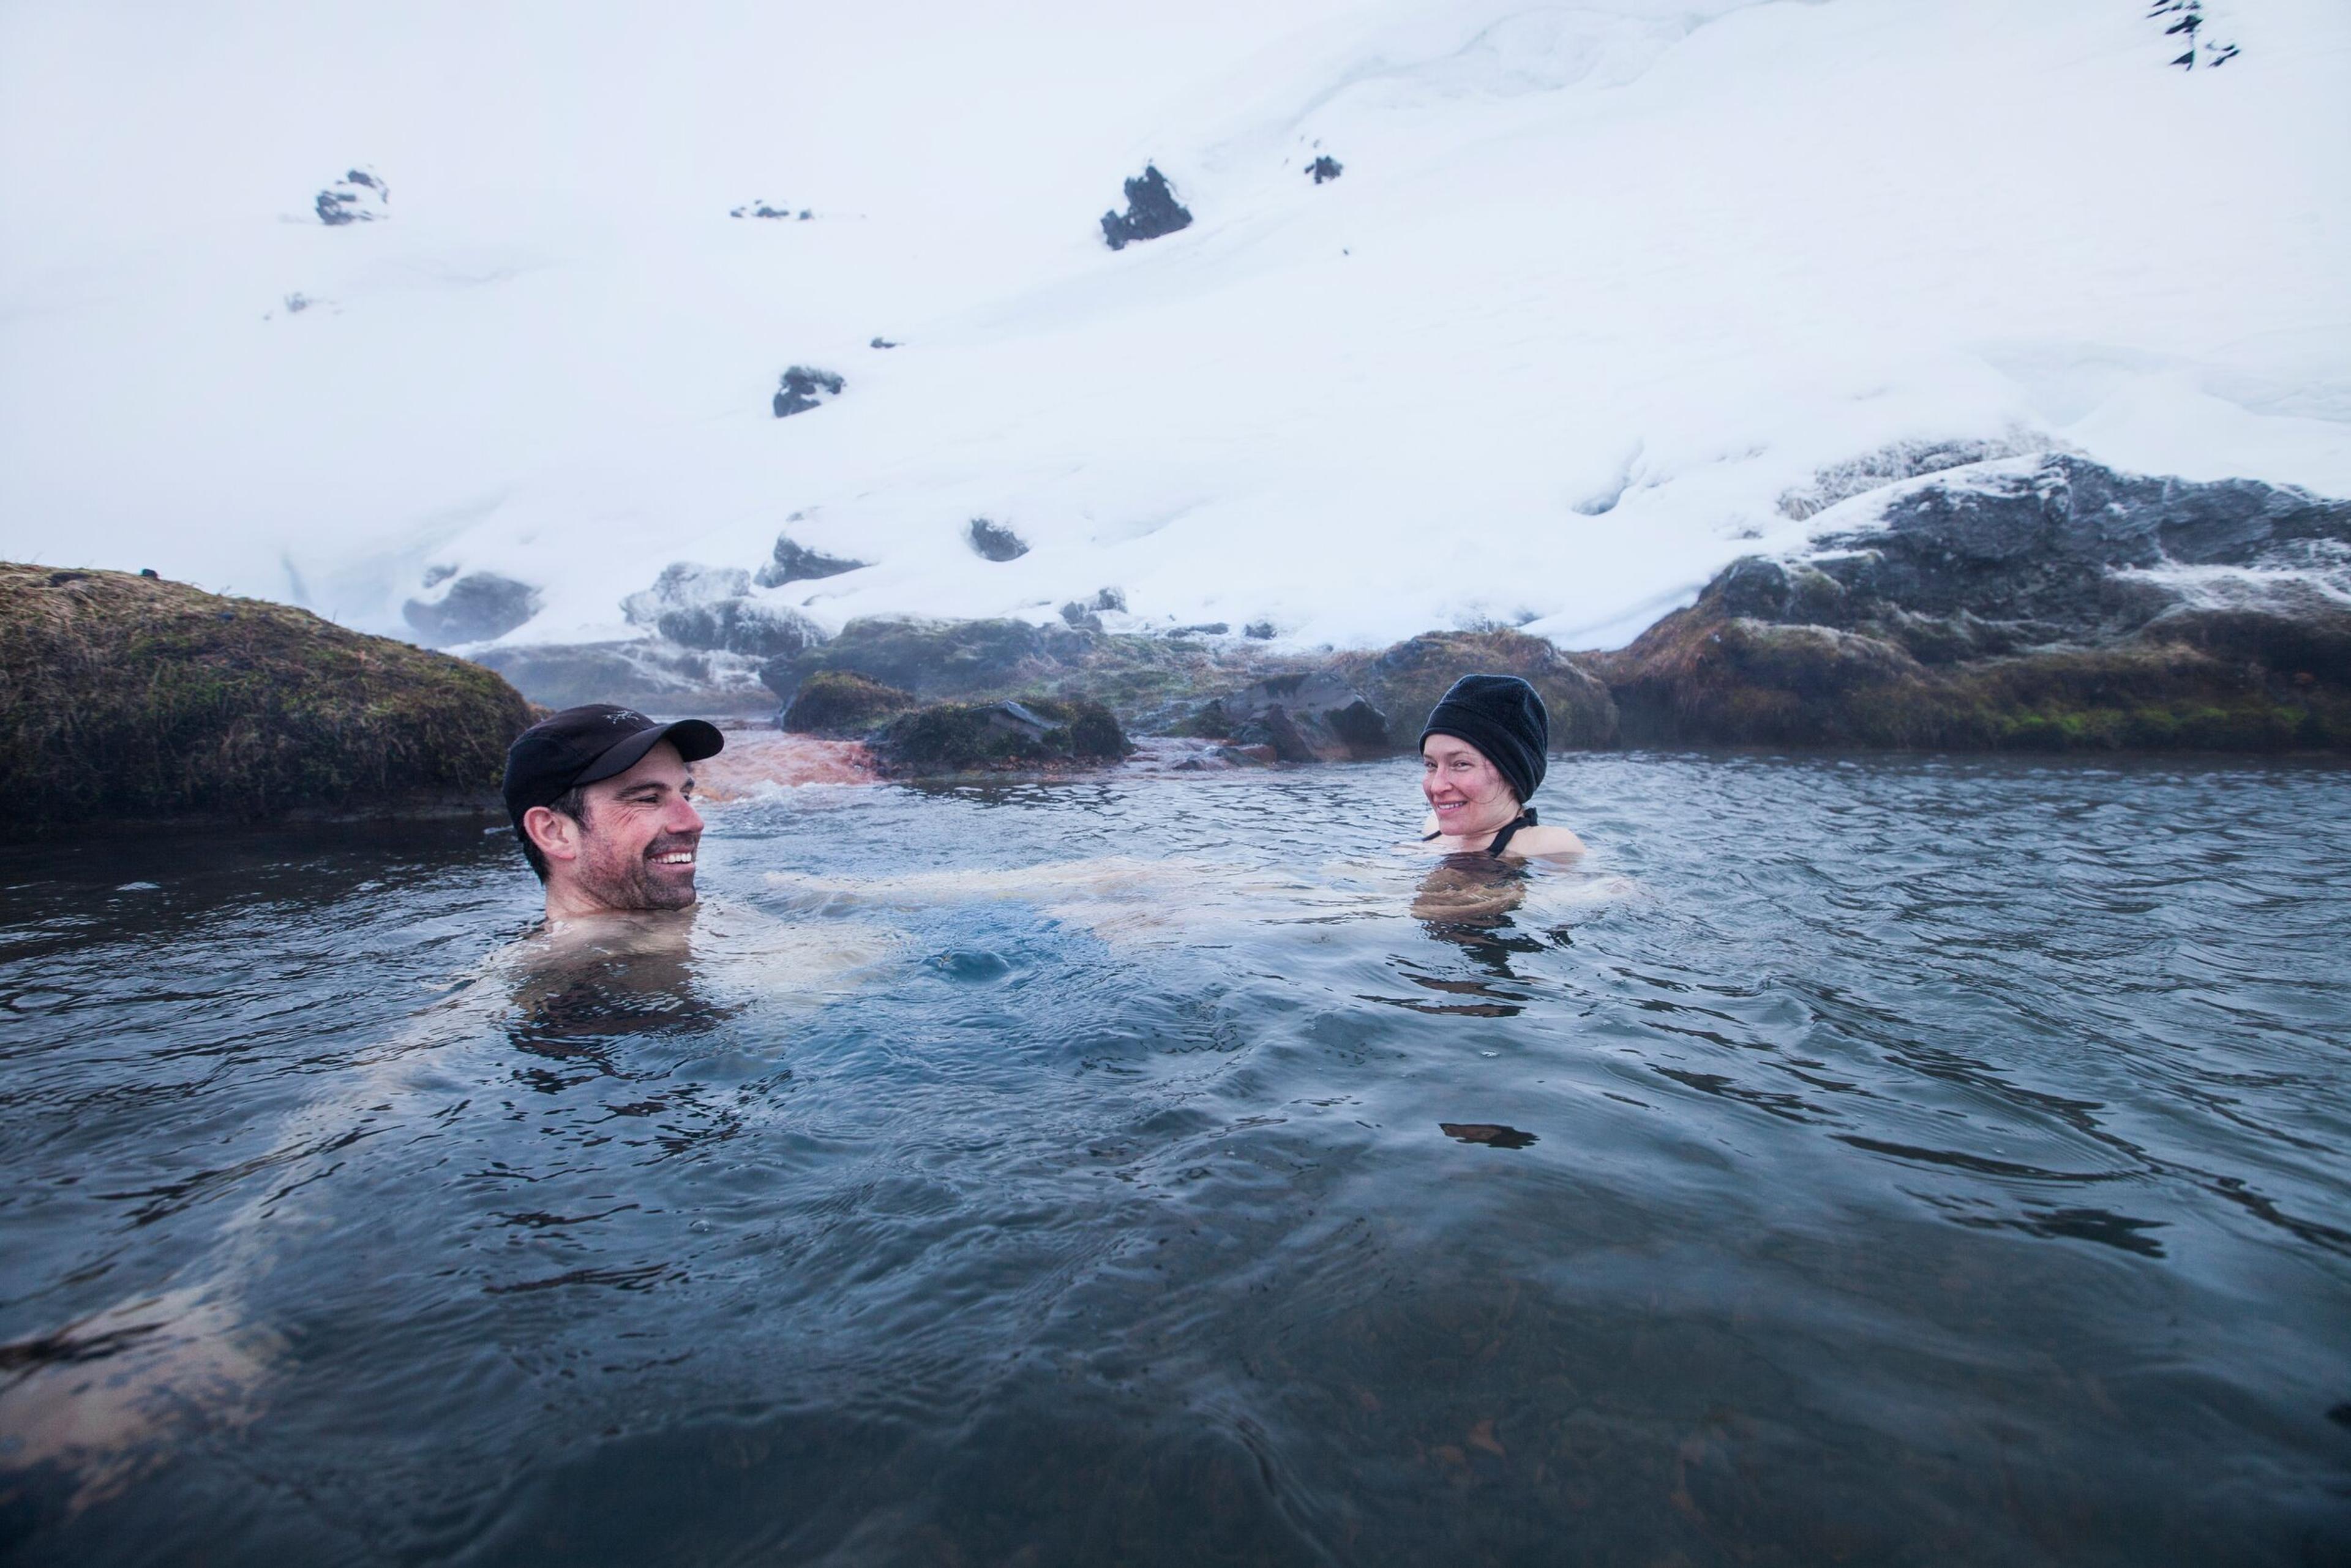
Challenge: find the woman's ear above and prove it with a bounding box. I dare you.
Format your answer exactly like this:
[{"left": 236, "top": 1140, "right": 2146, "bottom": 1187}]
[{"left": 522, "top": 805, "right": 582, "bottom": 865}]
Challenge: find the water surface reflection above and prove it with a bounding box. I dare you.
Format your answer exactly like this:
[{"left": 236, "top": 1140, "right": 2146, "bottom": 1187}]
[{"left": 2, "top": 757, "right": 2347, "bottom": 1565}]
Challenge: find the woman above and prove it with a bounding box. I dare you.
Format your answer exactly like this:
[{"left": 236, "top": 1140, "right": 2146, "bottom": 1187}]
[{"left": 1414, "top": 673, "right": 1585, "bottom": 858}]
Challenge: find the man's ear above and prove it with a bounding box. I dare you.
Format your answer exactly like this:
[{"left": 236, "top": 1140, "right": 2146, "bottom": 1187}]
[{"left": 522, "top": 805, "right": 582, "bottom": 866}]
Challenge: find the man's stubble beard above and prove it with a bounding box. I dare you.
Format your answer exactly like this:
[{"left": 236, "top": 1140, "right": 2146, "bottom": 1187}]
[{"left": 574, "top": 823, "right": 701, "bottom": 912}]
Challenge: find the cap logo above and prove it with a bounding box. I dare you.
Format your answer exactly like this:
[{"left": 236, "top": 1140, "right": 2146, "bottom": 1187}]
[{"left": 609, "top": 710, "right": 646, "bottom": 726}]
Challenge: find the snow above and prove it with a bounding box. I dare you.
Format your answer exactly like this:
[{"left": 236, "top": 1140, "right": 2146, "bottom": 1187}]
[{"left": 1, "top": 0, "right": 2345, "bottom": 656}]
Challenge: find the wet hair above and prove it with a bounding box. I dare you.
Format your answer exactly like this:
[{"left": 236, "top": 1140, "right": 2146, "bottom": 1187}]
[{"left": 517, "top": 786, "right": 590, "bottom": 882}]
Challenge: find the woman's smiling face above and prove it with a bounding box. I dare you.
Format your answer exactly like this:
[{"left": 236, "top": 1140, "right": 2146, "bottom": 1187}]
[{"left": 1421, "top": 733, "right": 1520, "bottom": 838}]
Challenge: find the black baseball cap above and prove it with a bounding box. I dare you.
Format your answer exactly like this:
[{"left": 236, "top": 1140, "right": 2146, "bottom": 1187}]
[{"left": 502, "top": 704, "right": 725, "bottom": 828}]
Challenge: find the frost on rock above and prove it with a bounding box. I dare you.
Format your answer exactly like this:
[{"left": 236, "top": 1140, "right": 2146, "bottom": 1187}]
[
  {"left": 314, "top": 167, "right": 389, "bottom": 226},
  {"left": 967, "top": 518, "right": 1029, "bottom": 561},
  {"left": 623, "top": 562, "right": 750, "bottom": 628},
  {"left": 1776, "top": 434, "right": 2058, "bottom": 521},
  {"left": 756, "top": 534, "right": 869, "bottom": 588},
  {"left": 773, "top": 367, "right": 845, "bottom": 418},
  {"left": 402, "top": 570, "right": 538, "bottom": 645},
  {"left": 623, "top": 561, "right": 824, "bottom": 658},
  {"left": 1100, "top": 165, "right": 1191, "bottom": 250}
]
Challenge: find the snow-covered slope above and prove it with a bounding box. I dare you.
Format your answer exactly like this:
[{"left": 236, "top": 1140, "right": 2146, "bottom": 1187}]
[{"left": 2, "top": 0, "right": 2344, "bottom": 653}]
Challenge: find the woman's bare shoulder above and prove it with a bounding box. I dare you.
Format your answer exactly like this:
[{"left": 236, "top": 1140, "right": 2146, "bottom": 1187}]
[{"left": 1505, "top": 824, "right": 1586, "bottom": 858}]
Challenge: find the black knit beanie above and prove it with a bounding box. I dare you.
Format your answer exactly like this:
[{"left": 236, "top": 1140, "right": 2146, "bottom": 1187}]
[{"left": 1419, "top": 674, "right": 1548, "bottom": 805}]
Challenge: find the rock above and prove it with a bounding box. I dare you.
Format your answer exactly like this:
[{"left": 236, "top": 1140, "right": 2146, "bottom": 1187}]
[
  {"left": 2, "top": 561, "right": 528, "bottom": 833},
  {"left": 402, "top": 571, "right": 541, "bottom": 646},
  {"left": 730, "top": 200, "right": 793, "bottom": 219},
  {"left": 620, "top": 561, "right": 825, "bottom": 659},
  {"left": 623, "top": 563, "right": 751, "bottom": 629},
  {"left": 763, "top": 615, "right": 1081, "bottom": 703},
  {"left": 1306, "top": 154, "right": 1344, "bottom": 184},
  {"left": 1350, "top": 628, "right": 1619, "bottom": 748},
  {"left": 1244, "top": 621, "right": 1277, "bottom": 640},
  {"left": 468, "top": 640, "right": 776, "bottom": 716},
  {"left": 1169, "top": 622, "right": 1229, "bottom": 637},
  {"left": 874, "top": 696, "right": 1131, "bottom": 775},
  {"left": 1776, "top": 433, "right": 2055, "bottom": 521},
  {"left": 314, "top": 166, "right": 388, "bottom": 225},
  {"left": 755, "top": 534, "right": 869, "bottom": 588},
  {"left": 1593, "top": 454, "right": 2351, "bottom": 751},
  {"left": 780, "top": 671, "right": 918, "bottom": 735},
  {"left": 1058, "top": 589, "right": 1125, "bottom": 632},
  {"left": 656, "top": 597, "right": 825, "bottom": 659},
  {"left": 773, "top": 366, "right": 844, "bottom": 418},
  {"left": 1187, "top": 672, "right": 1389, "bottom": 762},
  {"left": 1100, "top": 164, "right": 1192, "bottom": 250},
  {"left": 967, "top": 518, "right": 1029, "bottom": 561},
  {"left": 869, "top": 336, "right": 899, "bottom": 349}
]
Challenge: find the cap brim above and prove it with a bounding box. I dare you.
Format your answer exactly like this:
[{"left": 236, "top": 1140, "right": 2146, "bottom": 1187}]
[{"left": 572, "top": 718, "right": 726, "bottom": 787}]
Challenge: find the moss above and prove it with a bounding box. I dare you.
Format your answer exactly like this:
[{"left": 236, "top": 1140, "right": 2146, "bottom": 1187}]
[
  {"left": 1594, "top": 598, "right": 2351, "bottom": 753},
  {"left": 873, "top": 695, "right": 1132, "bottom": 775},
  {"left": 779, "top": 670, "right": 917, "bottom": 735},
  {"left": 0, "top": 563, "right": 533, "bottom": 834}
]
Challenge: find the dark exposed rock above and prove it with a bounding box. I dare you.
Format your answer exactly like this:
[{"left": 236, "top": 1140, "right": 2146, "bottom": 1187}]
[
  {"left": 468, "top": 640, "right": 775, "bottom": 716},
  {"left": 730, "top": 201, "right": 793, "bottom": 219},
  {"left": 875, "top": 696, "right": 1130, "bottom": 775},
  {"left": 870, "top": 337, "right": 899, "bottom": 349},
  {"left": 755, "top": 535, "right": 868, "bottom": 588},
  {"left": 1169, "top": 622, "right": 1229, "bottom": 637},
  {"left": 1244, "top": 621, "right": 1277, "bottom": 640},
  {"left": 773, "top": 366, "right": 844, "bottom": 418},
  {"left": 1775, "top": 434, "right": 2052, "bottom": 521},
  {"left": 1185, "top": 672, "right": 1389, "bottom": 762},
  {"left": 3, "top": 562, "right": 528, "bottom": 833},
  {"left": 1594, "top": 454, "right": 2351, "bottom": 751},
  {"left": 314, "top": 166, "right": 388, "bottom": 226},
  {"left": 402, "top": 571, "right": 541, "bottom": 647},
  {"left": 1306, "top": 154, "right": 1344, "bottom": 184},
  {"left": 1058, "top": 588, "right": 1125, "bottom": 631},
  {"left": 967, "top": 518, "right": 1029, "bottom": 561},
  {"left": 656, "top": 598, "right": 823, "bottom": 660},
  {"left": 781, "top": 670, "right": 918, "bottom": 735},
  {"left": 623, "top": 563, "right": 749, "bottom": 629},
  {"left": 621, "top": 561, "right": 824, "bottom": 659},
  {"left": 763, "top": 615, "right": 1088, "bottom": 704},
  {"left": 1348, "top": 628, "right": 1618, "bottom": 748},
  {"left": 1100, "top": 165, "right": 1192, "bottom": 250}
]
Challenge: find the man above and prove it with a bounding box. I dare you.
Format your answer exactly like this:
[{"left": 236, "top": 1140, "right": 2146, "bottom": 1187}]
[{"left": 502, "top": 704, "right": 727, "bottom": 919}]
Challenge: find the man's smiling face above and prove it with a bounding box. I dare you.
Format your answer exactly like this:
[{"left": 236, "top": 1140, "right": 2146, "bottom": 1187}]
[{"left": 549, "top": 740, "right": 705, "bottom": 915}]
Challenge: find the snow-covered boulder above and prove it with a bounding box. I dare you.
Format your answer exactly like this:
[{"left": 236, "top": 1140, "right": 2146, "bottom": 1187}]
[
  {"left": 756, "top": 534, "right": 868, "bottom": 588},
  {"left": 771, "top": 367, "right": 843, "bottom": 418},
  {"left": 313, "top": 167, "right": 388, "bottom": 226},
  {"left": 402, "top": 571, "right": 539, "bottom": 646}
]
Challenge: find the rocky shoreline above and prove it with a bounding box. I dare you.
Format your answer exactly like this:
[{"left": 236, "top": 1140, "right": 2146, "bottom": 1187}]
[
  {"left": 472, "top": 455, "right": 2349, "bottom": 767},
  {"left": 10, "top": 456, "right": 2345, "bottom": 830}
]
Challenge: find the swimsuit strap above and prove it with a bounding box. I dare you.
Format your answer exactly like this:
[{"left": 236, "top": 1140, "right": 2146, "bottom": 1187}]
[{"left": 1485, "top": 806, "right": 1537, "bottom": 858}]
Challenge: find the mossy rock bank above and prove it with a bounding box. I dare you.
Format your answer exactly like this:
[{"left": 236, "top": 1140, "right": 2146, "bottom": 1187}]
[
  {"left": 780, "top": 670, "right": 918, "bottom": 735},
  {"left": 1592, "top": 454, "right": 2351, "bottom": 752},
  {"left": 874, "top": 697, "right": 1132, "bottom": 775},
  {"left": 1, "top": 563, "right": 533, "bottom": 834}
]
